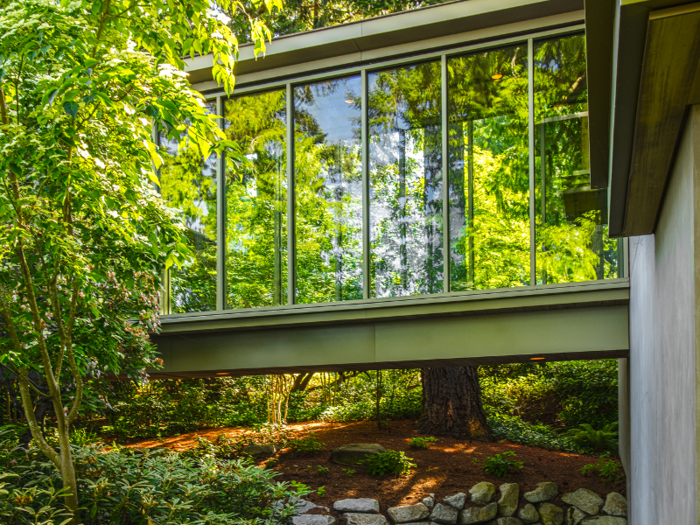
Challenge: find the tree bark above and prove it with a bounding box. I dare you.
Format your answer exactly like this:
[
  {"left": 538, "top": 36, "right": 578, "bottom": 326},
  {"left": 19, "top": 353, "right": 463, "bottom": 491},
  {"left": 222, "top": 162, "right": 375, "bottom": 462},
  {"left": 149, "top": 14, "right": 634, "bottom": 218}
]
[{"left": 417, "top": 366, "right": 493, "bottom": 441}]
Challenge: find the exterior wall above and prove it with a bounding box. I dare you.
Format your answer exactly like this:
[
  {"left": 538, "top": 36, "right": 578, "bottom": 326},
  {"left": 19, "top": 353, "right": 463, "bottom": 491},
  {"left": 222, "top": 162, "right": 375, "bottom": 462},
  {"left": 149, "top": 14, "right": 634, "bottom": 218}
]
[{"left": 628, "top": 107, "right": 699, "bottom": 524}]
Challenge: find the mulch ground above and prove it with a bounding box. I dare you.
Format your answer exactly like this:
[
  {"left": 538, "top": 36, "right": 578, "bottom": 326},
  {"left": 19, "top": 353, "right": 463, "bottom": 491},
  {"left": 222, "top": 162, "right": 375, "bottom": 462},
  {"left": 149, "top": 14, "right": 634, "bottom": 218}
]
[{"left": 128, "top": 419, "right": 626, "bottom": 513}]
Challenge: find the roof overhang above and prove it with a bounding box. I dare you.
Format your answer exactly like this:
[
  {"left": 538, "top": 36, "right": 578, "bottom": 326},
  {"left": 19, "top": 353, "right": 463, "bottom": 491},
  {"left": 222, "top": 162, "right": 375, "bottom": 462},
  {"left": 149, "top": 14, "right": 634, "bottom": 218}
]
[{"left": 593, "top": 0, "right": 700, "bottom": 237}]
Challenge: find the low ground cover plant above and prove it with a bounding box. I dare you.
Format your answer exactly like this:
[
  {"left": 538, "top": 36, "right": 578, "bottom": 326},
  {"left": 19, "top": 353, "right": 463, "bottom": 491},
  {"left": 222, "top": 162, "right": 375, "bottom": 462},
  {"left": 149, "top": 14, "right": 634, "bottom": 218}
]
[
  {"left": 360, "top": 450, "right": 416, "bottom": 476},
  {"left": 581, "top": 453, "right": 624, "bottom": 484},
  {"left": 287, "top": 435, "right": 325, "bottom": 454},
  {"left": 482, "top": 451, "right": 524, "bottom": 477},
  {"left": 567, "top": 422, "right": 619, "bottom": 453},
  {"left": 409, "top": 436, "right": 438, "bottom": 449}
]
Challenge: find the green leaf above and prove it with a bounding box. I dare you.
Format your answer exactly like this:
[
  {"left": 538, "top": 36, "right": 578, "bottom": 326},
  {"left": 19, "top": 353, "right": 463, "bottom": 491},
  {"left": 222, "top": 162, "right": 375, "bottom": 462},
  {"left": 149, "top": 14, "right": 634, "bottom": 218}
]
[{"left": 63, "top": 100, "right": 79, "bottom": 118}]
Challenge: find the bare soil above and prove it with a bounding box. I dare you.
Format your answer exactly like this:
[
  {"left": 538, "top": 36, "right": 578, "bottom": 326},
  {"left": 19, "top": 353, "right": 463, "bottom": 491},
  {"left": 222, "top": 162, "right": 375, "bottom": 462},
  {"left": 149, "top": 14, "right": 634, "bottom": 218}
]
[{"left": 128, "top": 419, "right": 626, "bottom": 512}]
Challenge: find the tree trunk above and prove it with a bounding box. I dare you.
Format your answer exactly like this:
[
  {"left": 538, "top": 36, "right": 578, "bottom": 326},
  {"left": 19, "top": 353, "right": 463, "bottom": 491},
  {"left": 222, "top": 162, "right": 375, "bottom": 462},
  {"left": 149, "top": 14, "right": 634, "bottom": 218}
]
[{"left": 417, "top": 366, "right": 493, "bottom": 441}]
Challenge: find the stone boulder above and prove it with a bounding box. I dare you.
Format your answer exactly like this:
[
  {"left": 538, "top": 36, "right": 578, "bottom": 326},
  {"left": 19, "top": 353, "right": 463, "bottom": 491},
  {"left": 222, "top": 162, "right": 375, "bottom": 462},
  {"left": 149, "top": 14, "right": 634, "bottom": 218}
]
[
  {"left": 292, "top": 516, "right": 338, "bottom": 525},
  {"left": 470, "top": 482, "right": 496, "bottom": 505},
  {"left": 458, "top": 502, "right": 497, "bottom": 524},
  {"left": 562, "top": 489, "right": 604, "bottom": 515},
  {"left": 387, "top": 503, "right": 430, "bottom": 523},
  {"left": 430, "top": 503, "right": 459, "bottom": 524},
  {"left": 524, "top": 483, "right": 559, "bottom": 503},
  {"left": 331, "top": 444, "right": 385, "bottom": 466},
  {"left": 498, "top": 483, "right": 519, "bottom": 517},
  {"left": 565, "top": 507, "right": 586, "bottom": 525},
  {"left": 334, "top": 499, "right": 380, "bottom": 513},
  {"left": 344, "top": 514, "right": 389, "bottom": 525},
  {"left": 241, "top": 444, "right": 276, "bottom": 458},
  {"left": 445, "top": 493, "right": 467, "bottom": 510},
  {"left": 581, "top": 518, "right": 627, "bottom": 525},
  {"left": 490, "top": 518, "right": 525, "bottom": 525},
  {"left": 518, "top": 504, "right": 540, "bottom": 524},
  {"left": 423, "top": 495, "right": 435, "bottom": 510},
  {"left": 602, "top": 493, "right": 627, "bottom": 517},
  {"left": 293, "top": 499, "right": 329, "bottom": 514},
  {"left": 538, "top": 503, "right": 563, "bottom": 525}
]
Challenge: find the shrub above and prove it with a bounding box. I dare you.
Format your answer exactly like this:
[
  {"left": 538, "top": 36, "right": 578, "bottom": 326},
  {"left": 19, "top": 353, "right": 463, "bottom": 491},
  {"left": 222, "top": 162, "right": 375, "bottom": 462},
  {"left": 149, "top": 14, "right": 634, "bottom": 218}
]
[
  {"left": 409, "top": 436, "right": 438, "bottom": 449},
  {"left": 360, "top": 450, "right": 416, "bottom": 476},
  {"left": 343, "top": 468, "right": 356, "bottom": 477},
  {"left": 482, "top": 451, "right": 524, "bottom": 478},
  {"left": 288, "top": 435, "right": 325, "bottom": 454},
  {"left": 0, "top": 441, "right": 311, "bottom": 525},
  {"left": 487, "top": 414, "right": 586, "bottom": 453},
  {"left": 581, "top": 454, "right": 624, "bottom": 484},
  {"left": 567, "top": 423, "right": 619, "bottom": 453},
  {"left": 316, "top": 465, "right": 329, "bottom": 475}
]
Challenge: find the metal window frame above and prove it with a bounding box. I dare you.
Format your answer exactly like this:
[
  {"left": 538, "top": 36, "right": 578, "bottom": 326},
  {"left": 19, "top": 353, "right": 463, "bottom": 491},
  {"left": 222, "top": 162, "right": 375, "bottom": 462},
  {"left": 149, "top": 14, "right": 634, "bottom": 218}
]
[{"left": 169, "top": 22, "right": 626, "bottom": 320}]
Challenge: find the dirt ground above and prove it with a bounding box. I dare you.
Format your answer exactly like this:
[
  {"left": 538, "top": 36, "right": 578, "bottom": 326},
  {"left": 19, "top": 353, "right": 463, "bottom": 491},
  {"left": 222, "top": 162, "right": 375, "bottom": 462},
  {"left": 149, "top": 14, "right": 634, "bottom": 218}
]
[{"left": 129, "top": 419, "right": 626, "bottom": 512}]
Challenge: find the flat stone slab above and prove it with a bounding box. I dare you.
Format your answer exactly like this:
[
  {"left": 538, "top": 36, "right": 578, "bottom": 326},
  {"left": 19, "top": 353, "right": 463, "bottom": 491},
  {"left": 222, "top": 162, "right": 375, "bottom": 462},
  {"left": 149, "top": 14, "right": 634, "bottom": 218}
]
[
  {"left": 562, "top": 489, "right": 604, "bottom": 515},
  {"left": 293, "top": 516, "right": 338, "bottom": 525},
  {"left": 469, "top": 482, "right": 496, "bottom": 505},
  {"left": 344, "top": 513, "right": 389, "bottom": 525},
  {"left": 444, "top": 493, "right": 467, "bottom": 510},
  {"left": 524, "top": 483, "right": 559, "bottom": 503},
  {"left": 602, "top": 493, "right": 627, "bottom": 517},
  {"left": 241, "top": 444, "right": 276, "bottom": 457},
  {"left": 334, "top": 498, "right": 380, "bottom": 514},
  {"left": 388, "top": 503, "right": 430, "bottom": 523},
  {"left": 430, "top": 503, "right": 459, "bottom": 524},
  {"left": 331, "top": 444, "right": 386, "bottom": 466},
  {"left": 458, "top": 502, "right": 497, "bottom": 524}
]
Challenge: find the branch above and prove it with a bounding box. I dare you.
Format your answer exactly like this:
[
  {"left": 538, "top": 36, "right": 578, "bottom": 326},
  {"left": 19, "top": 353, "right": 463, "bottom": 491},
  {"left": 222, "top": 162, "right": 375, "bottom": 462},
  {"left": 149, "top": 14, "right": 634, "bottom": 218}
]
[
  {"left": 17, "top": 371, "right": 60, "bottom": 468},
  {"left": 0, "top": 85, "right": 8, "bottom": 126}
]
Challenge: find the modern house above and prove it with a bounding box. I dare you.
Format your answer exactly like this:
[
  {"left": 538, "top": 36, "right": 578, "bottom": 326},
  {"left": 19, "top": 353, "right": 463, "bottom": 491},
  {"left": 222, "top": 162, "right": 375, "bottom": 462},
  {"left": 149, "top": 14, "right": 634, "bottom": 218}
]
[{"left": 151, "top": 0, "right": 700, "bottom": 522}]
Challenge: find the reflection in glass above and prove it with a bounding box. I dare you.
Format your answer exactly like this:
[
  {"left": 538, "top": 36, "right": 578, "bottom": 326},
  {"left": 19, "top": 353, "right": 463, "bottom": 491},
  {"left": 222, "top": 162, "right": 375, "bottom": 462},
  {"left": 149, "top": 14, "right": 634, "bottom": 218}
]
[
  {"left": 369, "top": 62, "right": 443, "bottom": 298},
  {"left": 534, "top": 35, "right": 619, "bottom": 283},
  {"left": 158, "top": 101, "right": 218, "bottom": 313},
  {"left": 448, "top": 45, "right": 530, "bottom": 291},
  {"left": 294, "top": 77, "right": 363, "bottom": 303},
  {"left": 224, "top": 91, "right": 287, "bottom": 308}
]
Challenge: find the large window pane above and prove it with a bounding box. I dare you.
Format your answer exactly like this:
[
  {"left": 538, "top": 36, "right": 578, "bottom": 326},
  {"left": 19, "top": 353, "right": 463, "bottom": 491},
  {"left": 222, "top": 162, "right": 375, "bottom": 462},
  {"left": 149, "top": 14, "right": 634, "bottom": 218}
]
[
  {"left": 448, "top": 44, "right": 530, "bottom": 292},
  {"left": 159, "top": 100, "right": 218, "bottom": 313},
  {"left": 369, "top": 61, "right": 443, "bottom": 298},
  {"left": 534, "top": 34, "right": 619, "bottom": 283},
  {"left": 294, "top": 76, "right": 363, "bottom": 303},
  {"left": 224, "top": 91, "right": 287, "bottom": 308}
]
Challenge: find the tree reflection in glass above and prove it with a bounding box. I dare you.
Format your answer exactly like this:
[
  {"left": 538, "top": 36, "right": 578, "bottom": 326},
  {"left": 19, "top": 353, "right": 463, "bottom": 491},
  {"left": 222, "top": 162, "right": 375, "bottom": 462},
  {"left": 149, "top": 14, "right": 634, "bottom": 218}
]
[
  {"left": 369, "top": 61, "right": 443, "bottom": 298},
  {"left": 448, "top": 44, "right": 530, "bottom": 291},
  {"left": 224, "top": 91, "right": 288, "bottom": 308},
  {"left": 534, "top": 34, "right": 619, "bottom": 283},
  {"left": 158, "top": 100, "right": 218, "bottom": 313},
  {"left": 294, "top": 76, "right": 363, "bottom": 303}
]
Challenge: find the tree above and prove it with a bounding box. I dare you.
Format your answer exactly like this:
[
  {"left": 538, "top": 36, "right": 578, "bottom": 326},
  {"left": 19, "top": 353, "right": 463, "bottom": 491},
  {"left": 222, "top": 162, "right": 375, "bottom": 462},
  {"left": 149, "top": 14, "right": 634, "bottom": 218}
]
[
  {"left": 0, "top": 0, "right": 279, "bottom": 519},
  {"left": 417, "top": 366, "right": 493, "bottom": 441}
]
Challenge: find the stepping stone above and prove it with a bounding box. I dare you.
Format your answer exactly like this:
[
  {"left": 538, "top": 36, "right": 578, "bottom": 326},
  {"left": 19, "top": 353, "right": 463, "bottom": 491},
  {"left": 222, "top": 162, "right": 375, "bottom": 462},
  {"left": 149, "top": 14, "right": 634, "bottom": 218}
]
[
  {"left": 538, "top": 503, "right": 563, "bottom": 525},
  {"left": 518, "top": 503, "right": 540, "bottom": 524},
  {"left": 602, "top": 493, "right": 627, "bottom": 517},
  {"left": 293, "top": 516, "right": 338, "bottom": 525},
  {"left": 562, "top": 489, "right": 604, "bottom": 515},
  {"left": 331, "top": 444, "right": 385, "bottom": 466},
  {"left": 458, "top": 502, "right": 497, "bottom": 524},
  {"left": 524, "top": 483, "right": 559, "bottom": 503},
  {"left": 498, "top": 483, "right": 519, "bottom": 517},
  {"left": 469, "top": 482, "right": 496, "bottom": 505},
  {"left": 334, "top": 498, "right": 380, "bottom": 514},
  {"left": 241, "top": 444, "right": 276, "bottom": 457},
  {"left": 344, "top": 514, "right": 389, "bottom": 525},
  {"left": 430, "top": 503, "right": 459, "bottom": 524},
  {"left": 444, "top": 493, "right": 467, "bottom": 510},
  {"left": 388, "top": 503, "right": 430, "bottom": 523}
]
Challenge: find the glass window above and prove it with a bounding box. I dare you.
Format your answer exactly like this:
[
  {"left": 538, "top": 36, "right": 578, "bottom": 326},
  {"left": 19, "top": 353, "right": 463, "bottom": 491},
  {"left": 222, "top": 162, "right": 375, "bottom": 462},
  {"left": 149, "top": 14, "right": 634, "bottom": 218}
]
[
  {"left": 448, "top": 44, "right": 530, "bottom": 292},
  {"left": 369, "top": 61, "right": 443, "bottom": 298},
  {"left": 224, "top": 91, "right": 288, "bottom": 308},
  {"left": 158, "top": 100, "right": 218, "bottom": 313},
  {"left": 294, "top": 76, "right": 363, "bottom": 303},
  {"left": 534, "top": 34, "right": 619, "bottom": 283}
]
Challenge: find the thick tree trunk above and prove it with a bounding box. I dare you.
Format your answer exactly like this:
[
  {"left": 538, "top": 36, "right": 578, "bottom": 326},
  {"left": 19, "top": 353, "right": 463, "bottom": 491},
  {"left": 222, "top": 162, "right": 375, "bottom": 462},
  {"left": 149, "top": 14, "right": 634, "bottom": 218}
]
[{"left": 417, "top": 366, "right": 493, "bottom": 441}]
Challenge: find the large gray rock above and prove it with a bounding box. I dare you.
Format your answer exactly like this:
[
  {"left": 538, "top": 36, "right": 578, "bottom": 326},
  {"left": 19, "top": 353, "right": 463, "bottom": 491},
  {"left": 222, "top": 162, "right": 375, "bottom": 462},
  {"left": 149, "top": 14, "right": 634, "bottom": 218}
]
[
  {"left": 241, "top": 444, "right": 276, "bottom": 458},
  {"left": 490, "top": 518, "right": 524, "bottom": 525},
  {"left": 423, "top": 495, "right": 435, "bottom": 510},
  {"left": 459, "top": 503, "right": 497, "bottom": 524},
  {"left": 498, "top": 484, "right": 519, "bottom": 517},
  {"left": 561, "top": 489, "right": 604, "bottom": 515},
  {"left": 470, "top": 482, "right": 496, "bottom": 505},
  {"left": 538, "top": 503, "right": 563, "bottom": 525},
  {"left": 524, "top": 483, "right": 559, "bottom": 503},
  {"left": 430, "top": 503, "right": 459, "bottom": 524},
  {"left": 344, "top": 514, "right": 389, "bottom": 525},
  {"left": 581, "top": 518, "right": 627, "bottom": 525},
  {"left": 331, "top": 444, "right": 385, "bottom": 466},
  {"left": 445, "top": 493, "right": 467, "bottom": 510},
  {"left": 334, "top": 499, "right": 380, "bottom": 514},
  {"left": 565, "top": 507, "right": 586, "bottom": 525},
  {"left": 518, "top": 504, "right": 540, "bottom": 524},
  {"left": 602, "top": 493, "right": 627, "bottom": 517},
  {"left": 292, "top": 516, "right": 338, "bottom": 525},
  {"left": 293, "top": 499, "right": 329, "bottom": 514},
  {"left": 388, "top": 503, "right": 430, "bottom": 523}
]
